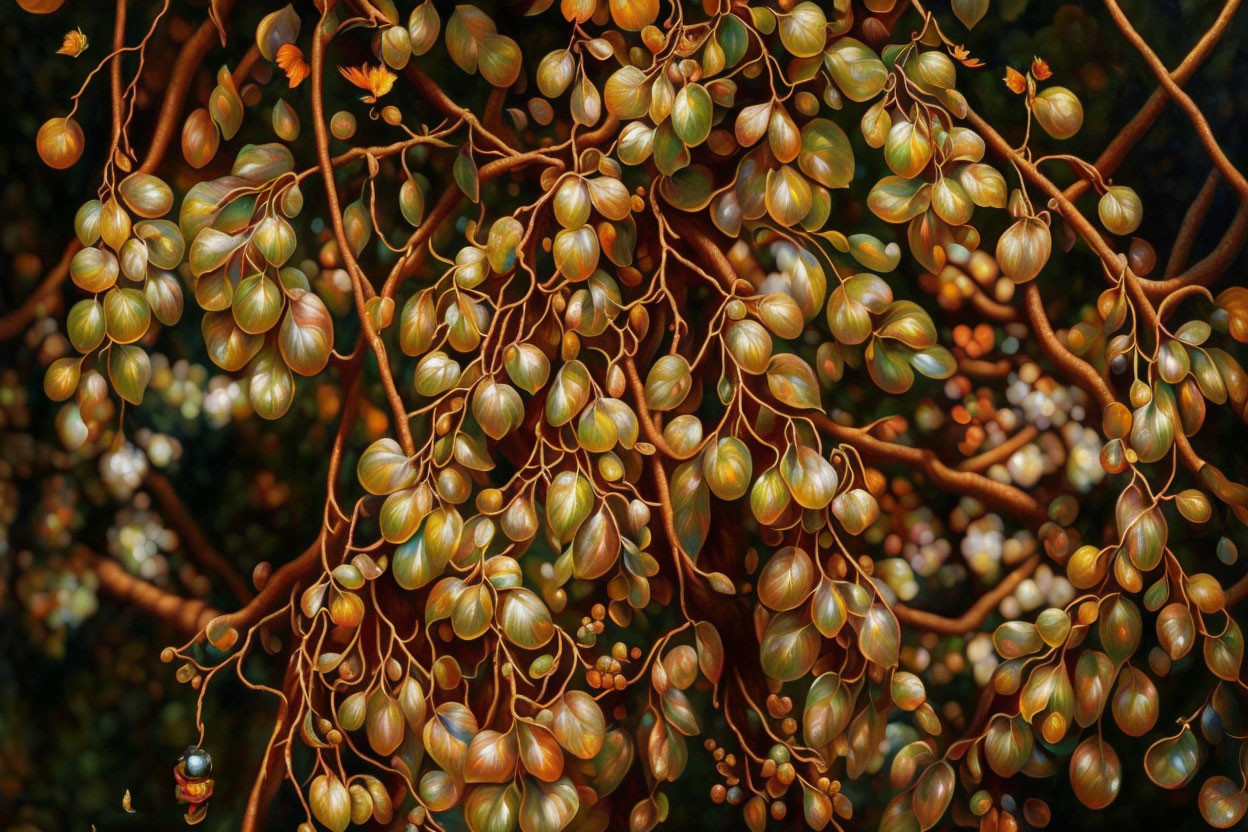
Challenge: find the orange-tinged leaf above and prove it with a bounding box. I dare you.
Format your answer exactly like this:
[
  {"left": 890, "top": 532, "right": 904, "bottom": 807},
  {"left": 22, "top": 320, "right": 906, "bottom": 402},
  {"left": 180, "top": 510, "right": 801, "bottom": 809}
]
[
  {"left": 1004, "top": 66, "right": 1027, "bottom": 94},
  {"left": 276, "top": 43, "right": 310, "bottom": 88},
  {"left": 58, "top": 28, "right": 88, "bottom": 57},
  {"left": 339, "top": 63, "right": 397, "bottom": 103},
  {"left": 951, "top": 44, "right": 982, "bottom": 68},
  {"left": 1031, "top": 56, "right": 1052, "bottom": 81}
]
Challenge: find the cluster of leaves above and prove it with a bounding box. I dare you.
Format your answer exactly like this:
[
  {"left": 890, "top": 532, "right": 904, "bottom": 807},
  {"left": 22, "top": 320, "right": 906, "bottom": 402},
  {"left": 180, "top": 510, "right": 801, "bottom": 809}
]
[{"left": 18, "top": 0, "right": 1248, "bottom": 830}]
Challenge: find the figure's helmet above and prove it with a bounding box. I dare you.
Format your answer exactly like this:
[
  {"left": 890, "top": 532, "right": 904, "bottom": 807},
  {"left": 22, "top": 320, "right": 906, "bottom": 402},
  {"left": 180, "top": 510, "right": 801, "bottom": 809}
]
[{"left": 179, "top": 746, "right": 212, "bottom": 779}]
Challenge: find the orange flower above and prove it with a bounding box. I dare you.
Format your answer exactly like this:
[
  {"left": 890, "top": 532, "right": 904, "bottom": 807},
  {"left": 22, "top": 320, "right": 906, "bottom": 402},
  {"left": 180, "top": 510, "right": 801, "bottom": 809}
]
[
  {"left": 951, "top": 44, "right": 984, "bottom": 69},
  {"left": 1031, "top": 56, "right": 1052, "bottom": 81},
  {"left": 57, "top": 27, "right": 88, "bottom": 57},
  {"left": 276, "top": 43, "right": 310, "bottom": 88},
  {"left": 338, "top": 63, "right": 397, "bottom": 104},
  {"left": 1003, "top": 66, "right": 1027, "bottom": 95}
]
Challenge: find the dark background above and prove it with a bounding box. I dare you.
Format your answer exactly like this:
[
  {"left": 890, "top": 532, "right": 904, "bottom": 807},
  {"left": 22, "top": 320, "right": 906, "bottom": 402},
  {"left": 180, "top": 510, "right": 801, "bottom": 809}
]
[{"left": 1, "top": 0, "right": 1246, "bottom": 829}]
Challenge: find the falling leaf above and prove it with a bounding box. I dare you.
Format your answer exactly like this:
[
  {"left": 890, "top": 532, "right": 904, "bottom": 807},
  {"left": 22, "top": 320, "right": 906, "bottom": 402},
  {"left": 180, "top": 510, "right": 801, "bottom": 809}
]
[
  {"left": 276, "top": 43, "right": 309, "bottom": 88},
  {"left": 339, "top": 63, "right": 397, "bottom": 104},
  {"left": 57, "top": 27, "right": 88, "bottom": 57},
  {"left": 1031, "top": 56, "right": 1052, "bottom": 81},
  {"left": 122, "top": 789, "right": 135, "bottom": 813},
  {"left": 1003, "top": 66, "right": 1027, "bottom": 94}
]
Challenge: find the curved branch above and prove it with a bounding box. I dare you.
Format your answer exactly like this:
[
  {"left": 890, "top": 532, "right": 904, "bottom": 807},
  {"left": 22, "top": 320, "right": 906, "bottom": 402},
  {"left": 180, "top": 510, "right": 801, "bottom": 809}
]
[
  {"left": 0, "top": 241, "right": 79, "bottom": 341},
  {"left": 891, "top": 555, "right": 1041, "bottom": 634},
  {"left": 809, "top": 413, "right": 1050, "bottom": 530},
  {"left": 90, "top": 550, "right": 219, "bottom": 637},
  {"left": 310, "top": 17, "right": 415, "bottom": 456},
  {"left": 958, "top": 425, "right": 1039, "bottom": 473},
  {"left": 144, "top": 470, "right": 252, "bottom": 603},
  {"left": 1144, "top": 199, "right": 1248, "bottom": 300},
  {"left": 1023, "top": 283, "right": 1116, "bottom": 416},
  {"left": 199, "top": 525, "right": 340, "bottom": 645},
  {"left": 137, "top": 0, "right": 239, "bottom": 175},
  {"left": 1103, "top": 0, "right": 1248, "bottom": 201},
  {"left": 967, "top": 105, "right": 1166, "bottom": 336},
  {"left": 1063, "top": 0, "right": 1242, "bottom": 203},
  {"left": 1165, "top": 169, "right": 1221, "bottom": 277},
  {"left": 1175, "top": 431, "right": 1248, "bottom": 525},
  {"left": 380, "top": 152, "right": 558, "bottom": 299}
]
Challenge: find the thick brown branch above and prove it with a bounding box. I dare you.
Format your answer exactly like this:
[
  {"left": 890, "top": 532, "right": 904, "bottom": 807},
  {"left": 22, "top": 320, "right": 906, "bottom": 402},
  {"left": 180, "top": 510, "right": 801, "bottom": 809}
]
[
  {"left": 137, "top": 0, "right": 238, "bottom": 175},
  {"left": 1144, "top": 199, "right": 1248, "bottom": 300},
  {"left": 200, "top": 525, "right": 340, "bottom": 645},
  {"left": 623, "top": 356, "right": 680, "bottom": 458},
  {"left": 90, "top": 549, "right": 219, "bottom": 637},
  {"left": 110, "top": 0, "right": 127, "bottom": 154},
  {"left": 1023, "top": 283, "right": 1116, "bottom": 416},
  {"left": 665, "top": 214, "right": 752, "bottom": 294},
  {"left": 809, "top": 413, "right": 1050, "bottom": 530},
  {"left": 1175, "top": 431, "right": 1248, "bottom": 525}
]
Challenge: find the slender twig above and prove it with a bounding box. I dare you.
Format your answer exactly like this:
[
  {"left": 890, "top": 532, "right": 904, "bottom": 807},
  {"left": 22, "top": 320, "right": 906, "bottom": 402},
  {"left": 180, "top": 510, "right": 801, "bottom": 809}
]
[
  {"left": 1166, "top": 170, "right": 1221, "bottom": 277},
  {"left": 309, "top": 13, "right": 415, "bottom": 455},
  {"left": 144, "top": 470, "right": 252, "bottom": 603},
  {"left": 892, "top": 555, "right": 1041, "bottom": 634}
]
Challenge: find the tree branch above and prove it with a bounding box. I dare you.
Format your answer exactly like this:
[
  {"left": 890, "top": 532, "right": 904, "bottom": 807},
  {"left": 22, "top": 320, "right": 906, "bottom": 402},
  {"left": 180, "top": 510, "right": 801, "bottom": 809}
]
[
  {"left": 1063, "top": 0, "right": 1242, "bottom": 203},
  {"left": 144, "top": 470, "right": 252, "bottom": 603},
  {"left": 891, "top": 555, "right": 1041, "bottom": 634},
  {"left": 137, "top": 0, "right": 239, "bottom": 175},
  {"left": 1144, "top": 199, "right": 1248, "bottom": 300},
  {"left": 809, "top": 413, "right": 1050, "bottom": 530},
  {"left": 1023, "top": 283, "right": 1116, "bottom": 416},
  {"left": 109, "top": 0, "right": 128, "bottom": 158},
  {"left": 0, "top": 241, "right": 79, "bottom": 341},
  {"left": 1165, "top": 169, "right": 1221, "bottom": 277},
  {"left": 1103, "top": 0, "right": 1248, "bottom": 201},
  {"left": 198, "top": 525, "right": 341, "bottom": 646},
  {"left": 89, "top": 549, "right": 219, "bottom": 637},
  {"left": 958, "top": 425, "right": 1039, "bottom": 473},
  {"left": 310, "top": 15, "right": 415, "bottom": 456}
]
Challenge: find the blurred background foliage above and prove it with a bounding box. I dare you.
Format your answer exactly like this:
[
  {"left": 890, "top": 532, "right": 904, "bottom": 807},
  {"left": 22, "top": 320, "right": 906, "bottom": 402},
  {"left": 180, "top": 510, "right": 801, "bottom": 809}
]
[{"left": 0, "top": 0, "right": 1245, "bottom": 829}]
